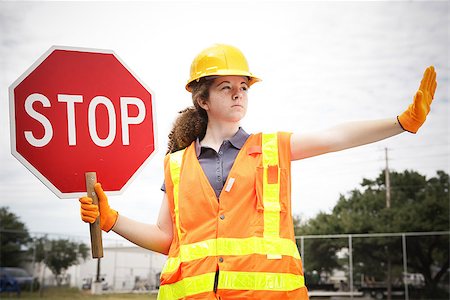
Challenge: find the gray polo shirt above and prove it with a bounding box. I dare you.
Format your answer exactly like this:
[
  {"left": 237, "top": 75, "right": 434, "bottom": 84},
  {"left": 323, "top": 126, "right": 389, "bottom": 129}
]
[{"left": 162, "top": 127, "right": 250, "bottom": 198}]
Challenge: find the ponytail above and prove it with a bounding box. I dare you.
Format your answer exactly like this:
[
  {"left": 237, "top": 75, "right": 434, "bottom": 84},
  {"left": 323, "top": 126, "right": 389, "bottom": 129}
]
[{"left": 166, "top": 77, "right": 215, "bottom": 154}]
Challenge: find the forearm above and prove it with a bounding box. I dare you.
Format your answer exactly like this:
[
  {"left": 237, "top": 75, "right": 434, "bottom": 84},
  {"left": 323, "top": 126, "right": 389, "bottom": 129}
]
[
  {"left": 325, "top": 117, "right": 404, "bottom": 152},
  {"left": 291, "top": 117, "right": 404, "bottom": 160},
  {"left": 112, "top": 215, "right": 173, "bottom": 255}
]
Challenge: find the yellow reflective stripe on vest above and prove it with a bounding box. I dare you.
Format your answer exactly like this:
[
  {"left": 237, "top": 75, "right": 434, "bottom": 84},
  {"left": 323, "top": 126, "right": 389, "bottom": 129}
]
[
  {"left": 158, "top": 271, "right": 305, "bottom": 299},
  {"left": 261, "top": 133, "right": 281, "bottom": 239},
  {"left": 218, "top": 271, "right": 305, "bottom": 291},
  {"left": 169, "top": 149, "right": 185, "bottom": 242},
  {"left": 161, "top": 236, "right": 300, "bottom": 274},
  {"left": 158, "top": 272, "right": 216, "bottom": 300}
]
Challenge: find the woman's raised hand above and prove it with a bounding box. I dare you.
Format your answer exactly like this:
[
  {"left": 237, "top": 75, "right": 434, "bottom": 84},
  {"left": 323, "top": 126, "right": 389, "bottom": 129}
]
[{"left": 398, "top": 66, "right": 437, "bottom": 133}]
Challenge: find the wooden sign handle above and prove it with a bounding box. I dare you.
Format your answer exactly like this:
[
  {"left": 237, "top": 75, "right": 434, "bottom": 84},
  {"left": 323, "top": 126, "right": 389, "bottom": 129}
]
[{"left": 85, "top": 172, "right": 103, "bottom": 258}]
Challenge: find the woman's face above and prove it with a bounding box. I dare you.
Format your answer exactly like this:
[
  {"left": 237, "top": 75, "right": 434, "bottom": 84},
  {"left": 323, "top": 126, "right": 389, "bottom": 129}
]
[{"left": 199, "top": 76, "right": 249, "bottom": 123}]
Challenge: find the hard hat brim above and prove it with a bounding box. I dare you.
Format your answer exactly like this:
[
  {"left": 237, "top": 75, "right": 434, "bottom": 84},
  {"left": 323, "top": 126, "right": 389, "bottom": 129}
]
[{"left": 186, "top": 72, "right": 261, "bottom": 92}]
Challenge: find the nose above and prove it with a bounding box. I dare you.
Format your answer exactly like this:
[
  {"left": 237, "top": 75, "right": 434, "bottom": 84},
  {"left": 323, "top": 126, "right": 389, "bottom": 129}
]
[{"left": 232, "top": 88, "right": 244, "bottom": 101}]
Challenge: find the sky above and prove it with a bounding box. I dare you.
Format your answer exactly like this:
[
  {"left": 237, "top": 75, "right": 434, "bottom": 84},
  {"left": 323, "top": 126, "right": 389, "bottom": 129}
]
[{"left": 0, "top": 1, "right": 448, "bottom": 246}]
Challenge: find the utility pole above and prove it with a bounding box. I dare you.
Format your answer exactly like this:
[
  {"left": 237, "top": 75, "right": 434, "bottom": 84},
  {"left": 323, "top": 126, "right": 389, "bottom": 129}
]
[
  {"left": 385, "top": 148, "right": 392, "bottom": 300},
  {"left": 385, "top": 148, "right": 391, "bottom": 209}
]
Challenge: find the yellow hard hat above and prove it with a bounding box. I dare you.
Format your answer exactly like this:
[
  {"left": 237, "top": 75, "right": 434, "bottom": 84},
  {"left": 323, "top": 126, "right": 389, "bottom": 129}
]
[{"left": 186, "top": 44, "right": 261, "bottom": 92}]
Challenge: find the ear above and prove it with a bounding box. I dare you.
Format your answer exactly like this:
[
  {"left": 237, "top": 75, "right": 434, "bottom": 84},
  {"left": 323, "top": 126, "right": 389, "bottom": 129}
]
[{"left": 197, "top": 98, "right": 209, "bottom": 111}]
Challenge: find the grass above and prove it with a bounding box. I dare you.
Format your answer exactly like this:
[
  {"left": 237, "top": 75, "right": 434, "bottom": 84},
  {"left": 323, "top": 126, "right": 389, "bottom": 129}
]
[{"left": 0, "top": 287, "right": 158, "bottom": 299}]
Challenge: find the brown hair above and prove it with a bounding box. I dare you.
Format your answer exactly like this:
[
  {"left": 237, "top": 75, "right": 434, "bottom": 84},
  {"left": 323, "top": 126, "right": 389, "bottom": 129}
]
[{"left": 166, "top": 77, "right": 215, "bottom": 154}]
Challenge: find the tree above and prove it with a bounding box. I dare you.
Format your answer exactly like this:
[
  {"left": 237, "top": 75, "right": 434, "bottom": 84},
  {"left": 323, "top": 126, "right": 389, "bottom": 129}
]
[
  {"left": 0, "top": 207, "right": 31, "bottom": 267},
  {"left": 32, "top": 237, "right": 89, "bottom": 285},
  {"left": 296, "top": 170, "right": 449, "bottom": 298}
]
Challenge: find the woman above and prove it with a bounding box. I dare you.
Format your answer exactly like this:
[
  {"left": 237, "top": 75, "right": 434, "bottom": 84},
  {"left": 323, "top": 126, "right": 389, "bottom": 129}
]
[{"left": 80, "top": 44, "right": 437, "bottom": 299}]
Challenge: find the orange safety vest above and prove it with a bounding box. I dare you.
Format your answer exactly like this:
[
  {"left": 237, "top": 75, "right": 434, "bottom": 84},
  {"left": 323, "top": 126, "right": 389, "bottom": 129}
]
[{"left": 159, "top": 132, "right": 309, "bottom": 300}]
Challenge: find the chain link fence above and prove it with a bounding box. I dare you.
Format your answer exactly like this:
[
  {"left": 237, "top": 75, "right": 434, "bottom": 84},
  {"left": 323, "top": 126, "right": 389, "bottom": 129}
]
[
  {"left": 1, "top": 229, "right": 448, "bottom": 298},
  {"left": 297, "top": 231, "right": 449, "bottom": 299}
]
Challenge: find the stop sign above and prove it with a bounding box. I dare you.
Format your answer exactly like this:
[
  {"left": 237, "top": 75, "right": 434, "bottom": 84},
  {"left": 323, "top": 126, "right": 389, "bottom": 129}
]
[{"left": 9, "top": 46, "right": 156, "bottom": 199}]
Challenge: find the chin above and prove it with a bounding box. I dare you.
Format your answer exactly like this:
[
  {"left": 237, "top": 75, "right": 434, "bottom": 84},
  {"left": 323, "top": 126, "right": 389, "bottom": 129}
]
[{"left": 230, "top": 113, "right": 246, "bottom": 123}]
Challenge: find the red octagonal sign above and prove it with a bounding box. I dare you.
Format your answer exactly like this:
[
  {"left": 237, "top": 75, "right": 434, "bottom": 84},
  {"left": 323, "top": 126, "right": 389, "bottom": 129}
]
[{"left": 9, "top": 46, "right": 156, "bottom": 198}]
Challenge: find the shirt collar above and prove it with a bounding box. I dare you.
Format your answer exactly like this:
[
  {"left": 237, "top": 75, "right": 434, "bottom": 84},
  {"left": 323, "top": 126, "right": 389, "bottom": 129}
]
[
  {"left": 195, "top": 127, "right": 250, "bottom": 157},
  {"left": 229, "top": 127, "right": 249, "bottom": 149}
]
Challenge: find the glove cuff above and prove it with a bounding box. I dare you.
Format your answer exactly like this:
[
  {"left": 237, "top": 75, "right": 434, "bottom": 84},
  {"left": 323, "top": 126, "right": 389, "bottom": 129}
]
[
  {"left": 397, "top": 114, "right": 417, "bottom": 134},
  {"left": 102, "top": 210, "right": 119, "bottom": 232}
]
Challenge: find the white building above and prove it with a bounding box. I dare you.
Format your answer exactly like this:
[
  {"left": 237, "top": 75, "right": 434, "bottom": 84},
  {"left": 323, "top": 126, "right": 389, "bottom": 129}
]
[{"left": 68, "top": 245, "right": 167, "bottom": 292}]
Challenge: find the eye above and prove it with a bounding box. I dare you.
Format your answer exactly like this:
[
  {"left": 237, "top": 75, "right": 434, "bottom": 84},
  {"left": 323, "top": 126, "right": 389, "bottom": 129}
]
[
  {"left": 221, "top": 86, "right": 231, "bottom": 90},
  {"left": 241, "top": 86, "right": 248, "bottom": 92}
]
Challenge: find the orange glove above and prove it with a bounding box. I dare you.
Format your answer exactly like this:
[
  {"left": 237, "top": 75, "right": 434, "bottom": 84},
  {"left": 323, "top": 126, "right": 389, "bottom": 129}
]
[
  {"left": 398, "top": 66, "right": 437, "bottom": 133},
  {"left": 79, "top": 183, "right": 118, "bottom": 232}
]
